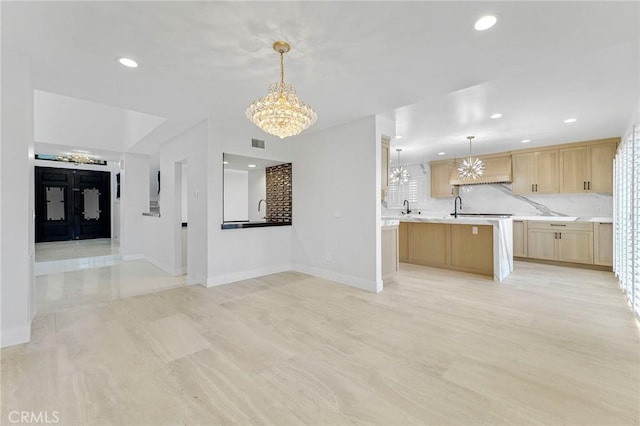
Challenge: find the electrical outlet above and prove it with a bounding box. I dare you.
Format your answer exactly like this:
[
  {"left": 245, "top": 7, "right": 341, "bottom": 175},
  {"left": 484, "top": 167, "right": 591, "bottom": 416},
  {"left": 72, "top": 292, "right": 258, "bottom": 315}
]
[
  {"left": 472, "top": 226, "right": 478, "bottom": 235},
  {"left": 325, "top": 252, "right": 332, "bottom": 262}
]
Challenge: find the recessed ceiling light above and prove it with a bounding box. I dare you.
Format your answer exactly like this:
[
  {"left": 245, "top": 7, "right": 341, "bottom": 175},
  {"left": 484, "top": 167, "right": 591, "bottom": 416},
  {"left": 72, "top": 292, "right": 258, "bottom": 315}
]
[
  {"left": 564, "top": 118, "right": 577, "bottom": 123},
  {"left": 223, "top": 161, "right": 229, "bottom": 165},
  {"left": 395, "top": 135, "right": 404, "bottom": 139},
  {"left": 474, "top": 15, "right": 497, "bottom": 31},
  {"left": 248, "top": 164, "right": 257, "bottom": 168},
  {"left": 72, "top": 149, "right": 90, "bottom": 154},
  {"left": 438, "top": 152, "right": 446, "bottom": 156},
  {"left": 117, "top": 57, "right": 138, "bottom": 68},
  {"left": 521, "top": 139, "right": 531, "bottom": 143},
  {"left": 490, "top": 113, "right": 502, "bottom": 119}
]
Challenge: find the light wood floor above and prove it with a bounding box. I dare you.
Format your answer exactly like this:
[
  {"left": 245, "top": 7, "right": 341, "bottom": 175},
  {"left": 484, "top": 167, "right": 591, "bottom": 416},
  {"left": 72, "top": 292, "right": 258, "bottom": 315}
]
[{"left": 2, "top": 261, "right": 639, "bottom": 425}]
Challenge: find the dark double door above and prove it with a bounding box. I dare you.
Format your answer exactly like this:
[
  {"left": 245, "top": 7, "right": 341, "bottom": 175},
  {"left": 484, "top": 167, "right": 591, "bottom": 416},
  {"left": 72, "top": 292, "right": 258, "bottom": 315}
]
[{"left": 35, "top": 167, "right": 111, "bottom": 242}]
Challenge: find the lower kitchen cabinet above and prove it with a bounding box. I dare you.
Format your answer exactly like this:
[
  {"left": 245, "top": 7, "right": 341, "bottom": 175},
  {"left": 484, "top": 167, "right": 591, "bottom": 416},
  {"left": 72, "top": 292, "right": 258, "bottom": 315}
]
[
  {"left": 526, "top": 221, "right": 594, "bottom": 265},
  {"left": 450, "top": 224, "right": 493, "bottom": 275},
  {"left": 398, "top": 222, "right": 493, "bottom": 277},
  {"left": 513, "top": 220, "right": 527, "bottom": 257},
  {"left": 411, "top": 222, "right": 448, "bottom": 268},
  {"left": 399, "top": 222, "right": 409, "bottom": 262},
  {"left": 594, "top": 222, "right": 613, "bottom": 266}
]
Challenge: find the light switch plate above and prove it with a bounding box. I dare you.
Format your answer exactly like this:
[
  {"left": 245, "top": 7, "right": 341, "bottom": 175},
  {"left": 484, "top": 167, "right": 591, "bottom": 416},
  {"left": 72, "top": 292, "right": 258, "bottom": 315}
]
[{"left": 472, "top": 226, "right": 478, "bottom": 235}]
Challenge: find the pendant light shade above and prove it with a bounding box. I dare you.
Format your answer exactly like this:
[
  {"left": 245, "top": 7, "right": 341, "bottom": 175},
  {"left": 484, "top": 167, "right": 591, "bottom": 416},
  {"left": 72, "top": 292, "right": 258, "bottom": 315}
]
[
  {"left": 457, "top": 136, "right": 485, "bottom": 179},
  {"left": 390, "top": 148, "right": 410, "bottom": 185}
]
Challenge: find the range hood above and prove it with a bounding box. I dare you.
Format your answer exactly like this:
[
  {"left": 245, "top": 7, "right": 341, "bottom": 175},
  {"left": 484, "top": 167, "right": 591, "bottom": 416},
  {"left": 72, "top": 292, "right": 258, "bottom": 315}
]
[{"left": 449, "top": 154, "right": 512, "bottom": 185}]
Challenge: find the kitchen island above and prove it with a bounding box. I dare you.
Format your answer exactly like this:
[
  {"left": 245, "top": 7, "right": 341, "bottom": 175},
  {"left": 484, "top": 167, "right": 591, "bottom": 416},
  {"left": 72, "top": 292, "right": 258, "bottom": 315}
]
[{"left": 387, "top": 215, "right": 513, "bottom": 281}]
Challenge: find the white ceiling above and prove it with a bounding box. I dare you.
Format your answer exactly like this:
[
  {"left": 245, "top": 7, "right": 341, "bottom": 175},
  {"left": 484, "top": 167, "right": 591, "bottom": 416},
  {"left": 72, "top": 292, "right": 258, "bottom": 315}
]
[{"left": 3, "top": 1, "right": 638, "bottom": 164}]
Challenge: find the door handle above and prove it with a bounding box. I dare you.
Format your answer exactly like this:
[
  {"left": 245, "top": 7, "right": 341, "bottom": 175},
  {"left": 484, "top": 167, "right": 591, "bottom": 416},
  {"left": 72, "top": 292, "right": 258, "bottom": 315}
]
[
  {"left": 531, "top": 184, "right": 535, "bottom": 192},
  {"left": 587, "top": 181, "right": 591, "bottom": 190},
  {"left": 550, "top": 224, "right": 566, "bottom": 226},
  {"left": 535, "top": 184, "right": 538, "bottom": 192},
  {"left": 559, "top": 232, "right": 562, "bottom": 239},
  {"left": 583, "top": 181, "right": 586, "bottom": 190},
  {"left": 554, "top": 232, "right": 558, "bottom": 239}
]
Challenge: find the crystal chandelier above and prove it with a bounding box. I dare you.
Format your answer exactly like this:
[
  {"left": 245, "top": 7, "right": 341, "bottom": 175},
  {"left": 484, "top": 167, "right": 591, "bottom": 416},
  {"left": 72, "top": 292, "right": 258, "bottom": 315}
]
[
  {"left": 246, "top": 41, "right": 317, "bottom": 139},
  {"left": 390, "top": 148, "right": 410, "bottom": 185},
  {"left": 457, "top": 136, "right": 485, "bottom": 179}
]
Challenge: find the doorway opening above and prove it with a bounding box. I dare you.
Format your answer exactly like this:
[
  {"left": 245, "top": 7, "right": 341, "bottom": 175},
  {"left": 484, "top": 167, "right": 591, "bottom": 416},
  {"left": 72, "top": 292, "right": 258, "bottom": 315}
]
[{"left": 35, "top": 166, "right": 111, "bottom": 242}]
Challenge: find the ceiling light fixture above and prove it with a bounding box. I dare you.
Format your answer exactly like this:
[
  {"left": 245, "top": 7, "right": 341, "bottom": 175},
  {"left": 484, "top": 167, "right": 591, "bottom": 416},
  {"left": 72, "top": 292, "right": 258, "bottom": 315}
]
[
  {"left": 521, "top": 139, "right": 531, "bottom": 143},
  {"left": 389, "top": 148, "right": 410, "bottom": 185},
  {"left": 457, "top": 136, "right": 485, "bottom": 180},
  {"left": 474, "top": 15, "right": 497, "bottom": 31},
  {"left": 246, "top": 41, "right": 317, "bottom": 139},
  {"left": 395, "top": 135, "right": 404, "bottom": 139},
  {"left": 438, "top": 152, "right": 446, "bottom": 156},
  {"left": 248, "top": 164, "right": 257, "bottom": 168},
  {"left": 564, "top": 118, "right": 577, "bottom": 123},
  {"left": 117, "top": 57, "right": 138, "bottom": 68},
  {"left": 490, "top": 113, "right": 502, "bottom": 119},
  {"left": 223, "top": 161, "right": 229, "bottom": 165}
]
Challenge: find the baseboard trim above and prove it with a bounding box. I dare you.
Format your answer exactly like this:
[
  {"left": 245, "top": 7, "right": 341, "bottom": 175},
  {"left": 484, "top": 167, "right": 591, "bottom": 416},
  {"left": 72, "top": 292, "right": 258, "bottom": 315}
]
[
  {"left": 1, "top": 323, "right": 31, "bottom": 348},
  {"left": 292, "top": 264, "right": 378, "bottom": 293},
  {"left": 206, "top": 263, "right": 292, "bottom": 287},
  {"left": 186, "top": 274, "right": 206, "bottom": 286}
]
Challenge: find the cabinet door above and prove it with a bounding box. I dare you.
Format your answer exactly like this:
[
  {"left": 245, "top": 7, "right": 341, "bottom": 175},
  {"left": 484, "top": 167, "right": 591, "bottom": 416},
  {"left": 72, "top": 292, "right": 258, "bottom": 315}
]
[
  {"left": 557, "top": 231, "right": 593, "bottom": 264},
  {"left": 559, "top": 146, "right": 588, "bottom": 193},
  {"left": 513, "top": 220, "right": 527, "bottom": 257},
  {"left": 535, "top": 150, "right": 559, "bottom": 193},
  {"left": 411, "top": 223, "right": 448, "bottom": 267},
  {"left": 527, "top": 229, "right": 557, "bottom": 260},
  {"left": 594, "top": 222, "right": 613, "bottom": 266},
  {"left": 588, "top": 142, "right": 616, "bottom": 193},
  {"left": 450, "top": 224, "right": 493, "bottom": 275},
  {"left": 430, "top": 161, "right": 459, "bottom": 198},
  {"left": 511, "top": 153, "right": 536, "bottom": 195},
  {"left": 399, "top": 222, "right": 410, "bottom": 262},
  {"left": 381, "top": 137, "right": 390, "bottom": 199}
]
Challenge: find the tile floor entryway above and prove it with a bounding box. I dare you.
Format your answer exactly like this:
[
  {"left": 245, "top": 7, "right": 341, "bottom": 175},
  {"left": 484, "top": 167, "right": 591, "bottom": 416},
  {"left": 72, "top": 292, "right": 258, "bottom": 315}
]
[{"left": 2, "top": 262, "right": 638, "bottom": 425}]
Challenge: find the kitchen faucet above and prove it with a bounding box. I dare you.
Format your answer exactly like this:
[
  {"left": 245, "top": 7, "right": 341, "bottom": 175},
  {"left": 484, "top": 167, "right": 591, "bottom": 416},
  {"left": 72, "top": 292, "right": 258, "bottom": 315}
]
[
  {"left": 403, "top": 200, "right": 412, "bottom": 215},
  {"left": 258, "top": 199, "right": 266, "bottom": 213},
  {"left": 454, "top": 196, "right": 462, "bottom": 218}
]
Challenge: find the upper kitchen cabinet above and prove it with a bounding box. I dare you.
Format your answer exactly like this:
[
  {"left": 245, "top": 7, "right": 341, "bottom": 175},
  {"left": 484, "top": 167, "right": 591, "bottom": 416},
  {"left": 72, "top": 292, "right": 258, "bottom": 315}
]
[
  {"left": 381, "top": 136, "right": 390, "bottom": 200},
  {"left": 430, "top": 160, "right": 459, "bottom": 198},
  {"left": 559, "top": 139, "right": 618, "bottom": 193},
  {"left": 511, "top": 150, "right": 558, "bottom": 195}
]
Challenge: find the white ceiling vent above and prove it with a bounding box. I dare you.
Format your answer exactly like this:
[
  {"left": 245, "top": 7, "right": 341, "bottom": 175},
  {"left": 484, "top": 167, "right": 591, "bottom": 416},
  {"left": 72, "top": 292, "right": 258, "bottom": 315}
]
[{"left": 251, "top": 138, "right": 265, "bottom": 149}]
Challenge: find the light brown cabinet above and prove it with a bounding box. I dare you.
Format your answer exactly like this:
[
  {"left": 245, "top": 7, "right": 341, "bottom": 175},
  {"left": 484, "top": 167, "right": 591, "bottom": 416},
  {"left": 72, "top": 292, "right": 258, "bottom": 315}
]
[
  {"left": 513, "top": 220, "right": 527, "bottom": 257},
  {"left": 399, "top": 222, "right": 409, "bottom": 262},
  {"left": 559, "top": 140, "right": 617, "bottom": 193},
  {"left": 511, "top": 150, "right": 558, "bottom": 195},
  {"left": 381, "top": 136, "right": 390, "bottom": 200},
  {"left": 594, "top": 222, "right": 613, "bottom": 266},
  {"left": 398, "top": 222, "right": 493, "bottom": 277},
  {"left": 430, "top": 160, "right": 459, "bottom": 198},
  {"left": 526, "top": 221, "right": 594, "bottom": 265}
]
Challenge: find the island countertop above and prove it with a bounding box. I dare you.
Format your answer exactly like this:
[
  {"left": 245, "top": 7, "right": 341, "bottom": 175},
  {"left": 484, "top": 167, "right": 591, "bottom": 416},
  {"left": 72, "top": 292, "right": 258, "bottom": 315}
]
[{"left": 383, "top": 215, "right": 513, "bottom": 282}]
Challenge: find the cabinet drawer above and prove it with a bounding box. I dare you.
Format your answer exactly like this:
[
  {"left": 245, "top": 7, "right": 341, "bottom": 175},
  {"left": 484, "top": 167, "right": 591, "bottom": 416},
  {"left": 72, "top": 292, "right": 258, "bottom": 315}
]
[{"left": 526, "top": 221, "right": 593, "bottom": 231}]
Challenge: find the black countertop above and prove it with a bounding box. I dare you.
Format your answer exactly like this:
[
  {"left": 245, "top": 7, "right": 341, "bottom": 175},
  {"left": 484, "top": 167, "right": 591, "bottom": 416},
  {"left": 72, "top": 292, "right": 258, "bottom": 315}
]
[{"left": 221, "top": 221, "right": 292, "bottom": 230}]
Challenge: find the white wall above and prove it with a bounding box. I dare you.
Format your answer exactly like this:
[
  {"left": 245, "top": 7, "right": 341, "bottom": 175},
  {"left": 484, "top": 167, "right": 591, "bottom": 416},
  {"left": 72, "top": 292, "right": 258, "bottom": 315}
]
[
  {"left": 291, "top": 116, "right": 379, "bottom": 292},
  {"left": 120, "top": 153, "right": 151, "bottom": 258},
  {"left": 1, "top": 51, "right": 35, "bottom": 347},
  {"left": 136, "top": 121, "right": 208, "bottom": 284},
  {"left": 248, "top": 168, "right": 266, "bottom": 222},
  {"left": 207, "top": 119, "right": 293, "bottom": 286},
  {"left": 223, "top": 169, "right": 249, "bottom": 221},
  {"left": 34, "top": 90, "right": 126, "bottom": 152}
]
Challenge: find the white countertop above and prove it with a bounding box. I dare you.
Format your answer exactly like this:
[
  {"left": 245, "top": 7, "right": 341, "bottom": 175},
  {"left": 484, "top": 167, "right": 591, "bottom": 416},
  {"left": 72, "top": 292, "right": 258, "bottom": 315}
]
[
  {"left": 512, "top": 216, "right": 613, "bottom": 223},
  {"left": 382, "top": 215, "right": 511, "bottom": 226}
]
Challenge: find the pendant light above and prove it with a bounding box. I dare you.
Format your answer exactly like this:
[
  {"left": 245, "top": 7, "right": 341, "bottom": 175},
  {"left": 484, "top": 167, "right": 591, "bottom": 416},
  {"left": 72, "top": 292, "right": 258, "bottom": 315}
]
[
  {"left": 390, "top": 148, "right": 410, "bottom": 185},
  {"left": 457, "top": 136, "right": 485, "bottom": 179},
  {"left": 246, "top": 41, "right": 317, "bottom": 139}
]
